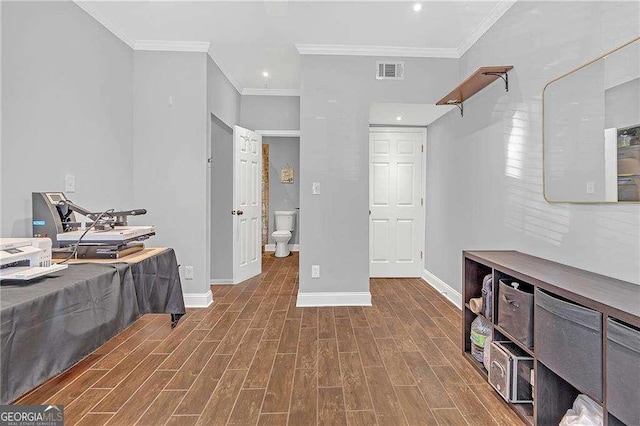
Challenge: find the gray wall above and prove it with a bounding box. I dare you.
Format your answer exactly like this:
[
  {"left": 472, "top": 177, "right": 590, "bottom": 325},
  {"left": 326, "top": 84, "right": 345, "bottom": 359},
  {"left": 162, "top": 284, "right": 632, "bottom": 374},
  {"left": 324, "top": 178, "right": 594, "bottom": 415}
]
[
  {"left": 426, "top": 1, "right": 640, "bottom": 293},
  {"left": 207, "top": 57, "right": 240, "bottom": 282},
  {"left": 265, "top": 137, "right": 300, "bottom": 245},
  {"left": 241, "top": 96, "right": 300, "bottom": 130},
  {"left": 299, "top": 55, "right": 458, "bottom": 295},
  {"left": 132, "top": 51, "right": 209, "bottom": 295},
  {"left": 1, "top": 1, "right": 133, "bottom": 236},
  {"left": 210, "top": 115, "right": 234, "bottom": 281},
  {"left": 208, "top": 57, "right": 241, "bottom": 129}
]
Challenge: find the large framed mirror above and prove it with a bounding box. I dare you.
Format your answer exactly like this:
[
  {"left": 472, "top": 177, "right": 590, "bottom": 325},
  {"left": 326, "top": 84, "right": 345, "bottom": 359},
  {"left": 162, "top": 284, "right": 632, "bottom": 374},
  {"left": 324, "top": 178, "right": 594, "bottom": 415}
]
[{"left": 543, "top": 37, "right": 640, "bottom": 203}]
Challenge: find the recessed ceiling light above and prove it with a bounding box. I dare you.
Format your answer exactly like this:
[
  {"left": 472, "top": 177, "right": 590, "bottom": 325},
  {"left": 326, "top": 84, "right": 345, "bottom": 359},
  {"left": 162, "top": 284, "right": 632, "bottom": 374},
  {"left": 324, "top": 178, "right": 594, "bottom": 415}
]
[
  {"left": 396, "top": 116, "right": 403, "bottom": 121},
  {"left": 413, "top": 3, "right": 422, "bottom": 12},
  {"left": 262, "top": 71, "right": 269, "bottom": 78}
]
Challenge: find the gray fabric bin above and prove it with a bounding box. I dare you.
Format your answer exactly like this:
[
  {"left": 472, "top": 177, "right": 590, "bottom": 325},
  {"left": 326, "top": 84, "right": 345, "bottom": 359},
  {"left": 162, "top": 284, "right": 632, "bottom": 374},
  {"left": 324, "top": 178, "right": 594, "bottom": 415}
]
[
  {"left": 535, "top": 289, "right": 602, "bottom": 401},
  {"left": 607, "top": 318, "right": 640, "bottom": 426},
  {"left": 497, "top": 280, "right": 534, "bottom": 348}
]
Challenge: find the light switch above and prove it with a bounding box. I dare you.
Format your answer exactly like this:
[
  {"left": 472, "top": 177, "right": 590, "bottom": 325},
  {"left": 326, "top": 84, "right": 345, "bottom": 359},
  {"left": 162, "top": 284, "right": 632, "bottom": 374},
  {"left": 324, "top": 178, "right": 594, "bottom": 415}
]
[
  {"left": 65, "top": 175, "right": 76, "bottom": 193},
  {"left": 311, "top": 265, "right": 320, "bottom": 278},
  {"left": 586, "top": 181, "right": 595, "bottom": 194},
  {"left": 312, "top": 182, "right": 321, "bottom": 195}
]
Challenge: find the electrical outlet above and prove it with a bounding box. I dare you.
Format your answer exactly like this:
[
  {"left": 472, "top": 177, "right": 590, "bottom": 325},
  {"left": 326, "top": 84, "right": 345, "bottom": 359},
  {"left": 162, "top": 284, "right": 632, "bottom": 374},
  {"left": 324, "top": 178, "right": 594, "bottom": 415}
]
[
  {"left": 586, "top": 181, "right": 595, "bottom": 194},
  {"left": 311, "top": 265, "right": 320, "bottom": 278},
  {"left": 312, "top": 182, "right": 321, "bottom": 195},
  {"left": 65, "top": 175, "right": 76, "bottom": 193},
  {"left": 184, "top": 266, "right": 194, "bottom": 280}
]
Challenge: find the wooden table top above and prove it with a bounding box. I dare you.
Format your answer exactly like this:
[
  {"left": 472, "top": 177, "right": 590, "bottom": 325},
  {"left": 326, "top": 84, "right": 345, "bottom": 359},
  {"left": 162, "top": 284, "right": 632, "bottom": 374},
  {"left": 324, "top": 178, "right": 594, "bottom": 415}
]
[{"left": 56, "top": 247, "right": 169, "bottom": 265}]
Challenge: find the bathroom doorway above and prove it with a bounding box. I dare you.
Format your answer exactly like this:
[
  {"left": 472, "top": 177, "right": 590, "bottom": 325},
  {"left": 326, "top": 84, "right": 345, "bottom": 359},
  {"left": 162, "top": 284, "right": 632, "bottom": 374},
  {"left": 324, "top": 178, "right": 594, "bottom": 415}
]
[{"left": 260, "top": 131, "right": 301, "bottom": 255}]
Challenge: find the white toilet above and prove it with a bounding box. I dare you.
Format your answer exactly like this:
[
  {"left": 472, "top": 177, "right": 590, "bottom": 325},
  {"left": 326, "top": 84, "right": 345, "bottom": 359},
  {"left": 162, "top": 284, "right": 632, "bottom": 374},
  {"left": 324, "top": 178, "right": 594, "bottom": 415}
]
[{"left": 272, "top": 210, "right": 296, "bottom": 258}]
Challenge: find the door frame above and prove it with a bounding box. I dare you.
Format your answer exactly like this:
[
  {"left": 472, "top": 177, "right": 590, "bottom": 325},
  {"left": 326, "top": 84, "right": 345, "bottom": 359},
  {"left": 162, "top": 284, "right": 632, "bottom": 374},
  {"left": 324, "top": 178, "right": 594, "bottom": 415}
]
[{"left": 368, "top": 126, "right": 427, "bottom": 278}]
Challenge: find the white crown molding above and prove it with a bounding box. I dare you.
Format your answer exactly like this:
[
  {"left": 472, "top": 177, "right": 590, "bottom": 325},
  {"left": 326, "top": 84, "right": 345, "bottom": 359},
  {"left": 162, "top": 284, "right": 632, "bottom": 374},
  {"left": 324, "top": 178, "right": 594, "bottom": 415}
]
[
  {"left": 242, "top": 88, "right": 301, "bottom": 97},
  {"left": 296, "top": 44, "right": 459, "bottom": 58},
  {"left": 296, "top": 292, "right": 372, "bottom": 307},
  {"left": 75, "top": 1, "right": 242, "bottom": 94},
  {"left": 296, "top": 0, "right": 517, "bottom": 60},
  {"left": 73, "top": 1, "right": 135, "bottom": 48},
  {"left": 421, "top": 269, "right": 462, "bottom": 310},
  {"left": 183, "top": 290, "right": 213, "bottom": 308},
  {"left": 256, "top": 130, "right": 300, "bottom": 138},
  {"left": 134, "top": 40, "right": 210, "bottom": 53},
  {"left": 457, "top": 0, "right": 518, "bottom": 57},
  {"left": 76, "top": 0, "right": 516, "bottom": 93}
]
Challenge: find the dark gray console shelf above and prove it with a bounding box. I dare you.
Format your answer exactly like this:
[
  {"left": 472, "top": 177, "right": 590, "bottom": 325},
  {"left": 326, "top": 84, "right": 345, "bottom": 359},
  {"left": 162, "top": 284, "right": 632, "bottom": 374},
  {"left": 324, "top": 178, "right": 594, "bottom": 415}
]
[{"left": 462, "top": 250, "right": 640, "bottom": 426}]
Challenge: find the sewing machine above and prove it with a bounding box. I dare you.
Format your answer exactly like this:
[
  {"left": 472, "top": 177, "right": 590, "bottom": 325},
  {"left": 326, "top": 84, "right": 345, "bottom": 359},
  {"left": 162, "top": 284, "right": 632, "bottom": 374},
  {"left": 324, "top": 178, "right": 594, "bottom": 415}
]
[
  {"left": 0, "top": 238, "right": 67, "bottom": 280},
  {"left": 32, "top": 192, "right": 155, "bottom": 259}
]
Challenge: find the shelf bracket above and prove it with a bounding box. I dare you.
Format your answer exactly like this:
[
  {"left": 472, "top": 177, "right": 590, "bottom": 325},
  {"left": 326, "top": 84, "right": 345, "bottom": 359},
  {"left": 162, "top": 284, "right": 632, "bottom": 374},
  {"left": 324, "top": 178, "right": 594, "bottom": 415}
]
[
  {"left": 454, "top": 102, "right": 464, "bottom": 117},
  {"left": 482, "top": 71, "right": 509, "bottom": 92}
]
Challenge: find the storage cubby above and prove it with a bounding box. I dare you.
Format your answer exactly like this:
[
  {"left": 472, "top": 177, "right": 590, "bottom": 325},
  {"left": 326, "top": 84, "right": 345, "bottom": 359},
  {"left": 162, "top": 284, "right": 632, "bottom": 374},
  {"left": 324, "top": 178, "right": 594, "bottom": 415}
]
[
  {"left": 462, "top": 257, "right": 494, "bottom": 376},
  {"left": 606, "top": 318, "right": 640, "bottom": 425},
  {"left": 493, "top": 328, "right": 533, "bottom": 357},
  {"left": 536, "top": 288, "right": 602, "bottom": 401},
  {"left": 535, "top": 361, "right": 581, "bottom": 426},
  {"left": 464, "top": 257, "right": 492, "bottom": 303},
  {"left": 462, "top": 251, "right": 640, "bottom": 426},
  {"left": 495, "top": 274, "right": 535, "bottom": 351}
]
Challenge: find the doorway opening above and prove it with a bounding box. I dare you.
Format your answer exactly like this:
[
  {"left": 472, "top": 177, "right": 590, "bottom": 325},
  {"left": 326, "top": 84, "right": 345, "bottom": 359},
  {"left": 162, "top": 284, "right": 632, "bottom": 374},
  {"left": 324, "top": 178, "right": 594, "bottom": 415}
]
[
  {"left": 368, "top": 103, "right": 453, "bottom": 278},
  {"left": 261, "top": 134, "right": 301, "bottom": 257},
  {"left": 210, "top": 114, "right": 234, "bottom": 284}
]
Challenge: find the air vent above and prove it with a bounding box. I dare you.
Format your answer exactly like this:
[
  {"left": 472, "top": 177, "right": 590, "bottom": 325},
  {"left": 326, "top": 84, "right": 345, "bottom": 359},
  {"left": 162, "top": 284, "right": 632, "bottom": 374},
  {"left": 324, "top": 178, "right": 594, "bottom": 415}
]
[{"left": 376, "top": 61, "right": 404, "bottom": 80}]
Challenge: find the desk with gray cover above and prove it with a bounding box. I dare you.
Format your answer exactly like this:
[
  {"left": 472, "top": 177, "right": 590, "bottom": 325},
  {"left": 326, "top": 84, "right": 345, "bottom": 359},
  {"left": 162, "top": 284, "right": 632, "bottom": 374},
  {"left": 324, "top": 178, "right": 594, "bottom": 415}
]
[{"left": 0, "top": 248, "right": 185, "bottom": 404}]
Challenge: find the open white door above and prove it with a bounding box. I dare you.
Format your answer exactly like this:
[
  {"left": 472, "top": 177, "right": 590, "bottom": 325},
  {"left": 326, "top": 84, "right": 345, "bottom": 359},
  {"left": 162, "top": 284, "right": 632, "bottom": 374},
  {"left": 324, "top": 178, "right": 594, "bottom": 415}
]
[
  {"left": 233, "top": 125, "right": 262, "bottom": 284},
  {"left": 369, "top": 128, "right": 424, "bottom": 278}
]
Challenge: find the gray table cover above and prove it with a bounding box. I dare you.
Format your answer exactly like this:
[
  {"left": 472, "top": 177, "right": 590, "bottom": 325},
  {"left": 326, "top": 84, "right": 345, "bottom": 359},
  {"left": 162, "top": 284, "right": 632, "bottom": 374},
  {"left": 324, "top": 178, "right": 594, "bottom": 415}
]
[
  {"left": 0, "top": 264, "right": 138, "bottom": 404},
  {"left": 0, "top": 248, "right": 186, "bottom": 404},
  {"left": 128, "top": 248, "right": 185, "bottom": 316}
]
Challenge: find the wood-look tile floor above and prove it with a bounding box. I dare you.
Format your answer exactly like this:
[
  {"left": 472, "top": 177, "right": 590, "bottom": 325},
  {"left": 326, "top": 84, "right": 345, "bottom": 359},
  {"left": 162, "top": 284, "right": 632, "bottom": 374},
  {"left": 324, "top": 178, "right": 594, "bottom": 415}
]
[{"left": 16, "top": 253, "right": 524, "bottom": 426}]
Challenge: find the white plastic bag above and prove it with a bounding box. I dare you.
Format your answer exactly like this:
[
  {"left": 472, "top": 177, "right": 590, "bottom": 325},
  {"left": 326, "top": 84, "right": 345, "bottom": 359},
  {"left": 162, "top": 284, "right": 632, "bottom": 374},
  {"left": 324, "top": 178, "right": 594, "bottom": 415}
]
[{"left": 559, "top": 395, "right": 603, "bottom": 426}]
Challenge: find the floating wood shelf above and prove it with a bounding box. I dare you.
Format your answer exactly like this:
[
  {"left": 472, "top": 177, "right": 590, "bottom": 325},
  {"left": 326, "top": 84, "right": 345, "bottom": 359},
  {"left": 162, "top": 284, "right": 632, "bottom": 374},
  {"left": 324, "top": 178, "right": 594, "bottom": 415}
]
[{"left": 437, "top": 66, "right": 513, "bottom": 117}]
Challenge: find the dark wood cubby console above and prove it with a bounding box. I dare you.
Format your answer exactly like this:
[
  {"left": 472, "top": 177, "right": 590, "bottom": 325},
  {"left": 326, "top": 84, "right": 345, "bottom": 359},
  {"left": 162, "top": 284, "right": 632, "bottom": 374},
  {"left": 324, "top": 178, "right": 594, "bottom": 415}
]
[{"left": 462, "top": 250, "right": 640, "bottom": 426}]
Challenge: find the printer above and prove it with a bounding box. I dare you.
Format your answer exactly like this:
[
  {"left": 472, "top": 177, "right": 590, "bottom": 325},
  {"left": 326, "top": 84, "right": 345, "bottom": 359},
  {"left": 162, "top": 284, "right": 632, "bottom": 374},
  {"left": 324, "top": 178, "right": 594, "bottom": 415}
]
[
  {"left": 32, "top": 192, "right": 155, "bottom": 259},
  {"left": 0, "top": 238, "right": 67, "bottom": 280}
]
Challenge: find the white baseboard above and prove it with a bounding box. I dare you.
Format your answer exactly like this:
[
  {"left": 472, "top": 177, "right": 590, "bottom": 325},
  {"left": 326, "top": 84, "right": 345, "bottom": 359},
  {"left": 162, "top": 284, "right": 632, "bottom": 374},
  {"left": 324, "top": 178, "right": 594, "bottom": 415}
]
[
  {"left": 296, "top": 291, "right": 371, "bottom": 307},
  {"left": 183, "top": 290, "right": 213, "bottom": 308},
  {"left": 211, "top": 279, "right": 234, "bottom": 285},
  {"left": 421, "top": 269, "right": 462, "bottom": 310},
  {"left": 264, "top": 244, "right": 300, "bottom": 252}
]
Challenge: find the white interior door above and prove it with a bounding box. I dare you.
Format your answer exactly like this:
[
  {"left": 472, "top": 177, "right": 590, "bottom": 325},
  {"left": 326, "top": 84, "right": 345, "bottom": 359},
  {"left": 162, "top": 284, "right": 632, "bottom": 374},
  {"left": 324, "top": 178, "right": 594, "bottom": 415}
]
[
  {"left": 233, "top": 125, "right": 262, "bottom": 284},
  {"left": 370, "top": 128, "right": 424, "bottom": 277}
]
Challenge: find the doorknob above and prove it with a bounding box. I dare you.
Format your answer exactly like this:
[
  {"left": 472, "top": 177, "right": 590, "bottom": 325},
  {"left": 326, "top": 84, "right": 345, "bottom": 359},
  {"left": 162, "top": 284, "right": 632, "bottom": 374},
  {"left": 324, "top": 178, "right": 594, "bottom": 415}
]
[{"left": 237, "top": 210, "right": 244, "bottom": 216}]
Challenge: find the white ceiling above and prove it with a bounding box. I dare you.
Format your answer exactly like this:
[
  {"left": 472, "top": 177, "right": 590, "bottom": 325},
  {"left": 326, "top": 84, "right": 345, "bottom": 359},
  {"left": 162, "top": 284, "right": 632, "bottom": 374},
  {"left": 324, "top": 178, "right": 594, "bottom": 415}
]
[
  {"left": 369, "top": 103, "right": 455, "bottom": 126},
  {"left": 77, "top": 1, "right": 515, "bottom": 93}
]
